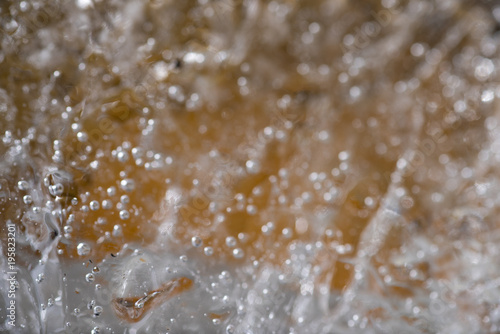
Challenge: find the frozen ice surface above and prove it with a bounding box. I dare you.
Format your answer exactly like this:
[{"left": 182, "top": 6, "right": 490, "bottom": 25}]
[{"left": 2, "top": 0, "right": 500, "bottom": 333}]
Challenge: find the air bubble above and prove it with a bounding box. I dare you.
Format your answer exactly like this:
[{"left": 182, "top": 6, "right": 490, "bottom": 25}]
[
  {"left": 17, "top": 180, "right": 29, "bottom": 190},
  {"left": 117, "top": 151, "right": 129, "bottom": 162},
  {"left": 85, "top": 273, "right": 95, "bottom": 282},
  {"left": 112, "top": 224, "right": 123, "bottom": 237},
  {"left": 77, "top": 243, "right": 91, "bottom": 256},
  {"left": 76, "top": 132, "right": 88, "bottom": 142},
  {"left": 233, "top": 248, "right": 244, "bottom": 259},
  {"left": 225, "top": 236, "right": 237, "bottom": 247},
  {"left": 204, "top": 247, "right": 214, "bottom": 256},
  {"left": 23, "top": 195, "right": 32, "bottom": 205},
  {"left": 245, "top": 160, "right": 261, "bottom": 174},
  {"left": 89, "top": 200, "right": 100, "bottom": 211},
  {"left": 36, "top": 273, "right": 45, "bottom": 283},
  {"left": 191, "top": 236, "right": 203, "bottom": 247},
  {"left": 120, "top": 195, "right": 130, "bottom": 204},
  {"left": 49, "top": 184, "right": 64, "bottom": 196},
  {"left": 102, "top": 200, "right": 112, "bottom": 209},
  {"left": 120, "top": 179, "right": 135, "bottom": 192},
  {"left": 107, "top": 187, "right": 116, "bottom": 196},
  {"left": 119, "top": 210, "right": 130, "bottom": 220},
  {"left": 93, "top": 305, "right": 103, "bottom": 317}
]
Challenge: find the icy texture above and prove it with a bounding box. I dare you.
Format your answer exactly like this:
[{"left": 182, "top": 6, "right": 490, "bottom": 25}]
[{"left": 1, "top": 0, "right": 500, "bottom": 333}]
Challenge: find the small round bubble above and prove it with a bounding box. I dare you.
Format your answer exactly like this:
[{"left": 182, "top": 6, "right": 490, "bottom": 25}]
[
  {"left": 93, "top": 306, "right": 103, "bottom": 317},
  {"left": 23, "top": 195, "right": 32, "bottom": 205},
  {"left": 89, "top": 200, "right": 100, "bottom": 211},
  {"left": 191, "top": 236, "right": 203, "bottom": 247},
  {"left": 77, "top": 243, "right": 91, "bottom": 256},
  {"left": 225, "top": 236, "right": 237, "bottom": 248},
  {"left": 204, "top": 247, "right": 214, "bottom": 256},
  {"left": 17, "top": 180, "right": 29, "bottom": 190},
  {"left": 119, "top": 210, "right": 130, "bottom": 220},
  {"left": 233, "top": 248, "right": 244, "bottom": 259},
  {"left": 120, "top": 179, "right": 135, "bottom": 192}
]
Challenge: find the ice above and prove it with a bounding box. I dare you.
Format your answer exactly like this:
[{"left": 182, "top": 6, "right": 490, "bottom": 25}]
[{"left": 3, "top": 0, "right": 500, "bottom": 332}]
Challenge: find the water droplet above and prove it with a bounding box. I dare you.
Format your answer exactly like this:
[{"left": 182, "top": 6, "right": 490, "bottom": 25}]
[
  {"left": 226, "top": 324, "right": 235, "bottom": 334},
  {"left": 77, "top": 243, "right": 91, "bottom": 256},
  {"left": 85, "top": 273, "right": 95, "bottom": 282},
  {"left": 191, "top": 236, "right": 203, "bottom": 247},
  {"left": 179, "top": 255, "right": 188, "bottom": 262}
]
